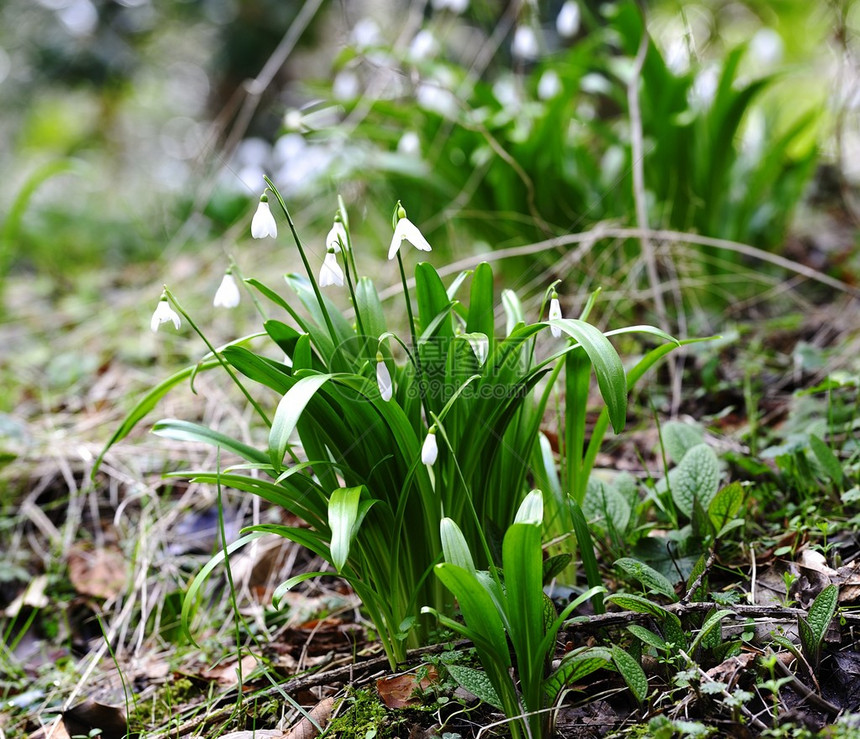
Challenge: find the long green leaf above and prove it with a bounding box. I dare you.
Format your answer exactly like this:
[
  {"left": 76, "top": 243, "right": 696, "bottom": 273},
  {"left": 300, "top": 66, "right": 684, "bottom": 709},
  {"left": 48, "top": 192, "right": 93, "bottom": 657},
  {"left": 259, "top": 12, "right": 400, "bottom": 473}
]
[
  {"left": 610, "top": 645, "right": 648, "bottom": 704},
  {"left": 152, "top": 419, "right": 269, "bottom": 466},
  {"left": 268, "top": 374, "right": 331, "bottom": 470},
  {"left": 329, "top": 486, "right": 362, "bottom": 571}
]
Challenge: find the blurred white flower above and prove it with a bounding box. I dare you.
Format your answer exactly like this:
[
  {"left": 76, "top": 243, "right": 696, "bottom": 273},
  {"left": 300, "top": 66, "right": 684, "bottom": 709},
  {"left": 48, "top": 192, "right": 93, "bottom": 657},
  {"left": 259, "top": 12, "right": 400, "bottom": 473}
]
[
  {"left": 388, "top": 210, "right": 432, "bottom": 260},
  {"left": 326, "top": 220, "right": 347, "bottom": 253},
  {"left": 750, "top": 28, "right": 783, "bottom": 66},
  {"left": 150, "top": 296, "right": 181, "bottom": 332},
  {"left": 333, "top": 70, "right": 361, "bottom": 100},
  {"left": 251, "top": 196, "right": 277, "bottom": 239},
  {"left": 432, "top": 0, "right": 468, "bottom": 12},
  {"left": 376, "top": 356, "right": 393, "bottom": 401},
  {"left": 549, "top": 296, "right": 562, "bottom": 338},
  {"left": 556, "top": 1, "right": 581, "bottom": 38},
  {"left": 351, "top": 18, "right": 381, "bottom": 50},
  {"left": 417, "top": 82, "right": 458, "bottom": 117},
  {"left": 214, "top": 271, "right": 241, "bottom": 309},
  {"left": 319, "top": 248, "right": 344, "bottom": 287},
  {"left": 512, "top": 26, "right": 539, "bottom": 60},
  {"left": 409, "top": 29, "right": 437, "bottom": 61},
  {"left": 422, "top": 428, "right": 438, "bottom": 465},
  {"left": 397, "top": 131, "right": 421, "bottom": 156},
  {"left": 538, "top": 69, "right": 562, "bottom": 100},
  {"left": 284, "top": 109, "right": 304, "bottom": 131}
]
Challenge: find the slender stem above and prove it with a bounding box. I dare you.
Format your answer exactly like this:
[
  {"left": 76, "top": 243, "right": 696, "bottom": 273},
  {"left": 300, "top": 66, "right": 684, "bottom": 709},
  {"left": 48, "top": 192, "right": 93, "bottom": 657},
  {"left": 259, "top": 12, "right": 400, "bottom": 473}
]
[
  {"left": 164, "top": 288, "right": 271, "bottom": 428},
  {"left": 396, "top": 250, "right": 430, "bottom": 417},
  {"left": 228, "top": 257, "right": 268, "bottom": 322},
  {"left": 341, "top": 249, "right": 365, "bottom": 339},
  {"left": 263, "top": 176, "right": 339, "bottom": 345}
]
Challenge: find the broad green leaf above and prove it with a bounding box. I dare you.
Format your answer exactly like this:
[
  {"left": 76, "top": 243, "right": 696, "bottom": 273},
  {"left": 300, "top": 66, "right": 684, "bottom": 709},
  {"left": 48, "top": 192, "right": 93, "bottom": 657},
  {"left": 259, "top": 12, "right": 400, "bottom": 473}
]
[
  {"left": 440, "top": 517, "right": 475, "bottom": 574},
  {"left": 268, "top": 374, "right": 331, "bottom": 470},
  {"left": 264, "top": 319, "right": 302, "bottom": 356},
  {"left": 355, "top": 277, "right": 387, "bottom": 343},
  {"left": 614, "top": 558, "right": 677, "bottom": 601},
  {"left": 689, "top": 609, "right": 734, "bottom": 653},
  {"left": 671, "top": 443, "right": 721, "bottom": 518},
  {"left": 550, "top": 318, "right": 627, "bottom": 433},
  {"left": 662, "top": 421, "right": 704, "bottom": 464},
  {"left": 501, "top": 289, "right": 524, "bottom": 335},
  {"left": 329, "top": 486, "right": 362, "bottom": 571},
  {"left": 583, "top": 479, "right": 630, "bottom": 535},
  {"left": 809, "top": 436, "right": 844, "bottom": 488},
  {"left": 628, "top": 625, "right": 669, "bottom": 652},
  {"left": 544, "top": 647, "right": 611, "bottom": 702},
  {"left": 222, "top": 345, "right": 293, "bottom": 392},
  {"left": 415, "top": 262, "right": 454, "bottom": 339},
  {"left": 808, "top": 583, "right": 838, "bottom": 646},
  {"left": 286, "top": 273, "right": 354, "bottom": 346},
  {"left": 708, "top": 482, "right": 744, "bottom": 536},
  {"left": 445, "top": 664, "right": 503, "bottom": 711},
  {"left": 797, "top": 616, "right": 817, "bottom": 665},
  {"left": 152, "top": 419, "right": 269, "bottom": 466},
  {"left": 466, "top": 261, "right": 495, "bottom": 339},
  {"left": 542, "top": 554, "right": 573, "bottom": 585},
  {"left": 610, "top": 645, "right": 648, "bottom": 704},
  {"left": 606, "top": 593, "right": 672, "bottom": 621}
]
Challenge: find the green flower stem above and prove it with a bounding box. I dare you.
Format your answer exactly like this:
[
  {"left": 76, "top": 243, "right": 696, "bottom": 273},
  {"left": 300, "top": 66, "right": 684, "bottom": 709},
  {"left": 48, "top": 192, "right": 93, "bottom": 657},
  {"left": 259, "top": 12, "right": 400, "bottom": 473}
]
[
  {"left": 164, "top": 288, "right": 271, "bottom": 428},
  {"left": 340, "top": 249, "right": 366, "bottom": 339},
  {"left": 395, "top": 250, "right": 429, "bottom": 417},
  {"left": 229, "top": 258, "right": 268, "bottom": 322},
  {"left": 263, "top": 176, "right": 339, "bottom": 346}
]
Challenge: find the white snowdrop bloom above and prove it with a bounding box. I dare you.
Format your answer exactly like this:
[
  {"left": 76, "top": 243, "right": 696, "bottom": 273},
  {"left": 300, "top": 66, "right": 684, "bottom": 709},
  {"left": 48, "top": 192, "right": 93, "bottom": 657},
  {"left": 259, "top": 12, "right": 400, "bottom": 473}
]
[
  {"left": 512, "top": 26, "right": 539, "bottom": 60},
  {"left": 351, "top": 18, "right": 381, "bottom": 49},
  {"left": 422, "top": 427, "right": 438, "bottom": 465},
  {"left": 417, "top": 82, "right": 458, "bottom": 117},
  {"left": 333, "top": 70, "right": 360, "bottom": 100},
  {"left": 432, "top": 0, "right": 468, "bottom": 12},
  {"left": 326, "top": 220, "right": 347, "bottom": 253},
  {"left": 750, "top": 28, "right": 783, "bottom": 66},
  {"left": 549, "top": 296, "right": 562, "bottom": 338},
  {"left": 319, "top": 248, "right": 344, "bottom": 287},
  {"left": 388, "top": 209, "right": 432, "bottom": 260},
  {"left": 251, "top": 196, "right": 277, "bottom": 239},
  {"left": 538, "top": 69, "right": 562, "bottom": 100},
  {"left": 409, "top": 29, "right": 437, "bottom": 61},
  {"left": 556, "top": 1, "right": 581, "bottom": 38},
  {"left": 150, "top": 296, "right": 181, "bottom": 332},
  {"left": 493, "top": 75, "right": 520, "bottom": 109},
  {"left": 690, "top": 66, "right": 719, "bottom": 109},
  {"left": 284, "top": 109, "right": 304, "bottom": 131},
  {"left": 213, "top": 271, "right": 241, "bottom": 309},
  {"left": 376, "top": 355, "right": 393, "bottom": 401},
  {"left": 397, "top": 131, "right": 421, "bottom": 156}
]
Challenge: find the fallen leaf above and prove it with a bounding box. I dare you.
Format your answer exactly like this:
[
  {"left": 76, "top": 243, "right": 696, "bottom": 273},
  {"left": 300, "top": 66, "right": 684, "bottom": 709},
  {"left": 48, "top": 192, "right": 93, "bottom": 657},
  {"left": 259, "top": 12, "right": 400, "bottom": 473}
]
[
  {"left": 5, "top": 575, "right": 49, "bottom": 616},
  {"left": 376, "top": 667, "right": 439, "bottom": 709},
  {"left": 217, "top": 732, "right": 284, "bottom": 739},
  {"left": 28, "top": 716, "right": 71, "bottom": 739},
  {"left": 286, "top": 697, "right": 335, "bottom": 739},
  {"left": 62, "top": 699, "right": 128, "bottom": 739},
  {"left": 67, "top": 545, "right": 127, "bottom": 600},
  {"left": 202, "top": 654, "right": 259, "bottom": 686}
]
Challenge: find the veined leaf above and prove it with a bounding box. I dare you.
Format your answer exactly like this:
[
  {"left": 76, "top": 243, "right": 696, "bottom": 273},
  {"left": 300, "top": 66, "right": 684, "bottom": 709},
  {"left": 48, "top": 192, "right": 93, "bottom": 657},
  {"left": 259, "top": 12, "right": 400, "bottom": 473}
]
[
  {"left": 688, "top": 609, "right": 734, "bottom": 653},
  {"left": 610, "top": 645, "right": 648, "bottom": 704},
  {"left": 809, "top": 435, "right": 844, "bottom": 488},
  {"left": 627, "top": 625, "right": 669, "bottom": 652},
  {"left": 544, "top": 647, "right": 611, "bottom": 702},
  {"left": 445, "top": 664, "right": 503, "bottom": 711},
  {"left": 606, "top": 593, "right": 672, "bottom": 621},
  {"left": 614, "top": 557, "right": 677, "bottom": 601},
  {"left": 708, "top": 482, "right": 744, "bottom": 536},
  {"left": 808, "top": 583, "right": 838, "bottom": 646},
  {"left": 671, "top": 443, "right": 720, "bottom": 518},
  {"left": 662, "top": 421, "right": 704, "bottom": 464}
]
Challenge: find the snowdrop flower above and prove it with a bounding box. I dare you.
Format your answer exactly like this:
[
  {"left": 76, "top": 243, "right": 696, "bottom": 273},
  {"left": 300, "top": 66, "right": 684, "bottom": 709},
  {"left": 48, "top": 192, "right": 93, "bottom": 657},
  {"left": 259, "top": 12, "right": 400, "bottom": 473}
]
[
  {"left": 251, "top": 194, "right": 277, "bottom": 239},
  {"left": 422, "top": 426, "right": 438, "bottom": 465},
  {"left": 538, "top": 69, "right": 562, "bottom": 100},
  {"left": 512, "top": 26, "right": 539, "bottom": 60},
  {"left": 319, "top": 247, "right": 344, "bottom": 287},
  {"left": 388, "top": 203, "right": 432, "bottom": 260},
  {"left": 397, "top": 131, "right": 421, "bottom": 156},
  {"left": 548, "top": 293, "right": 562, "bottom": 338},
  {"left": 326, "top": 218, "right": 347, "bottom": 253},
  {"left": 556, "top": 1, "right": 581, "bottom": 38},
  {"left": 376, "top": 352, "right": 392, "bottom": 401},
  {"left": 409, "top": 29, "right": 437, "bottom": 61},
  {"left": 213, "top": 270, "right": 241, "bottom": 309},
  {"left": 150, "top": 294, "right": 181, "bottom": 333},
  {"left": 432, "top": 0, "right": 468, "bottom": 12}
]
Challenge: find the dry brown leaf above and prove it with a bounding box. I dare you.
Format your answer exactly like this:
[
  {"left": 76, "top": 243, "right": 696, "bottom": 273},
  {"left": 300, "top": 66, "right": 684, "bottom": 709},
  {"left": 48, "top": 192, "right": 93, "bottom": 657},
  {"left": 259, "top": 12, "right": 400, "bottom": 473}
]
[
  {"left": 202, "top": 654, "right": 259, "bottom": 686},
  {"left": 62, "top": 699, "right": 128, "bottom": 739},
  {"left": 217, "top": 731, "right": 284, "bottom": 739},
  {"left": 376, "top": 667, "right": 439, "bottom": 709},
  {"left": 67, "top": 545, "right": 127, "bottom": 600},
  {"left": 286, "top": 697, "right": 335, "bottom": 739},
  {"left": 28, "top": 717, "right": 71, "bottom": 739}
]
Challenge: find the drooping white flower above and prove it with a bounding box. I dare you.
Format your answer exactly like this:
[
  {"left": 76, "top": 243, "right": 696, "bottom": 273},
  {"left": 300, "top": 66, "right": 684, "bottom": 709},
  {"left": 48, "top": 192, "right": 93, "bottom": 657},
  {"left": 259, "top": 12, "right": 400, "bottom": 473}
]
[
  {"left": 150, "top": 296, "right": 181, "bottom": 332},
  {"left": 409, "top": 29, "right": 437, "bottom": 61},
  {"left": 432, "top": 0, "right": 468, "bottom": 12},
  {"left": 376, "top": 353, "right": 393, "bottom": 401},
  {"left": 548, "top": 296, "right": 562, "bottom": 338},
  {"left": 388, "top": 205, "right": 432, "bottom": 260},
  {"left": 512, "top": 26, "right": 539, "bottom": 60},
  {"left": 213, "top": 271, "right": 241, "bottom": 309},
  {"left": 326, "top": 220, "right": 347, "bottom": 253},
  {"left": 422, "top": 427, "right": 438, "bottom": 465},
  {"left": 556, "top": 1, "right": 581, "bottom": 38},
  {"left": 319, "top": 248, "right": 344, "bottom": 287},
  {"left": 397, "top": 131, "right": 421, "bottom": 156},
  {"left": 251, "top": 195, "right": 277, "bottom": 239},
  {"left": 538, "top": 69, "right": 562, "bottom": 100}
]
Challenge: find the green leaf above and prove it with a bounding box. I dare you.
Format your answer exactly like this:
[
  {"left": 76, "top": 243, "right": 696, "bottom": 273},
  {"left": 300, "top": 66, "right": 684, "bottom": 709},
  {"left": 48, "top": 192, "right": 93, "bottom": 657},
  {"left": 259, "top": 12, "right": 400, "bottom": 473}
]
[
  {"left": 807, "top": 583, "right": 838, "bottom": 646},
  {"left": 466, "top": 262, "right": 495, "bottom": 339},
  {"left": 415, "top": 262, "right": 454, "bottom": 339},
  {"left": 152, "top": 419, "right": 270, "bottom": 466},
  {"left": 583, "top": 479, "right": 630, "bottom": 535},
  {"left": 689, "top": 609, "right": 734, "bottom": 653},
  {"left": 797, "top": 616, "right": 817, "bottom": 665},
  {"left": 614, "top": 558, "right": 677, "bottom": 601},
  {"left": 610, "top": 645, "right": 648, "bottom": 704},
  {"left": 708, "top": 482, "right": 744, "bottom": 536},
  {"left": 355, "top": 276, "right": 387, "bottom": 342},
  {"left": 445, "top": 664, "right": 503, "bottom": 711},
  {"left": 550, "top": 319, "right": 627, "bottom": 433},
  {"left": 662, "top": 421, "right": 704, "bottom": 464},
  {"left": 501, "top": 289, "right": 524, "bottom": 335},
  {"left": 514, "top": 489, "right": 543, "bottom": 525},
  {"left": 268, "top": 374, "right": 331, "bottom": 470},
  {"left": 544, "top": 647, "right": 611, "bottom": 702},
  {"left": 628, "top": 625, "right": 670, "bottom": 652},
  {"left": 569, "top": 499, "right": 605, "bottom": 614},
  {"left": 440, "top": 518, "right": 476, "bottom": 574},
  {"left": 328, "top": 486, "right": 366, "bottom": 571},
  {"left": 809, "top": 435, "right": 844, "bottom": 488},
  {"left": 606, "top": 593, "right": 672, "bottom": 621},
  {"left": 670, "top": 443, "right": 721, "bottom": 518}
]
